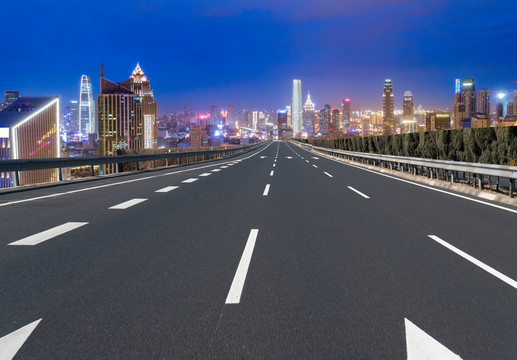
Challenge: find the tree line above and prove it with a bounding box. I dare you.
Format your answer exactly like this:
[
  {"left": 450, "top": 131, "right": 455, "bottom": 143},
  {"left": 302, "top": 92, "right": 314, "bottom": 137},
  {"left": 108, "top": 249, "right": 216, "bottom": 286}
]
[{"left": 299, "top": 127, "right": 517, "bottom": 165}]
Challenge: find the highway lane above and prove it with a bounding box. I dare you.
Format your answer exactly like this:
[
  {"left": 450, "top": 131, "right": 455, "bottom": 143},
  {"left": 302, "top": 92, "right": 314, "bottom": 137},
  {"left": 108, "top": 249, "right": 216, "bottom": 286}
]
[{"left": 1, "top": 140, "right": 516, "bottom": 358}]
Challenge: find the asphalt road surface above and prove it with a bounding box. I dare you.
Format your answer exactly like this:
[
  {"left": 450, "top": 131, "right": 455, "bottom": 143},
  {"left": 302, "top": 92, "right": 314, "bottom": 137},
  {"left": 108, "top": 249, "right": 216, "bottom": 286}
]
[{"left": 1, "top": 140, "right": 516, "bottom": 359}]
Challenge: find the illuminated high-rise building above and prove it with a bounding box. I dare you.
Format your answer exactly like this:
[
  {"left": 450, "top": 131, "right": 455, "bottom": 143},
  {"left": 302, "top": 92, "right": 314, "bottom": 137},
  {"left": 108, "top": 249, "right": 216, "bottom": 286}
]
[
  {"left": 0, "top": 97, "right": 60, "bottom": 188},
  {"left": 513, "top": 91, "right": 517, "bottom": 116},
  {"left": 97, "top": 64, "right": 144, "bottom": 174},
  {"left": 130, "top": 63, "right": 157, "bottom": 149},
  {"left": 210, "top": 104, "right": 218, "bottom": 126},
  {"left": 478, "top": 90, "right": 491, "bottom": 115},
  {"left": 402, "top": 91, "right": 416, "bottom": 133},
  {"left": 330, "top": 109, "right": 341, "bottom": 138},
  {"left": 425, "top": 113, "right": 451, "bottom": 132},
  {"left": 342, "top": 98, "right": 351, "bottom": 133},
  {"left": 453, "top": 78, "right": 476, "bottom": 129},
  {"left": 80, "top": 75, "right": 94, "bottom": 139},
  {"left": 63, "top": 100, "right": 79, "bottom": 138},
  {"left": 303, "top": 91, "right": 315, "bottom": 136},
  {"left": 228, "top": 104, "right": 236, "bottom": 128},
  {"left": 292, "top": 79, "right": 302, "bottom": 135},
  {"left": 382, "top": 80, "right": 395, "bottom": 135},
  {"left": 319, "top": 104, "right": 331, "bottom": 136}
]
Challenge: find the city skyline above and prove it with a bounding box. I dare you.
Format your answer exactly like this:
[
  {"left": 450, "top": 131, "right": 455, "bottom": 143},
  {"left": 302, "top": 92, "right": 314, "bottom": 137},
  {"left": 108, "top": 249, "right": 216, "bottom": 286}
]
[{"left": 1, "top": 0, "right": 516, "bottom": 112}]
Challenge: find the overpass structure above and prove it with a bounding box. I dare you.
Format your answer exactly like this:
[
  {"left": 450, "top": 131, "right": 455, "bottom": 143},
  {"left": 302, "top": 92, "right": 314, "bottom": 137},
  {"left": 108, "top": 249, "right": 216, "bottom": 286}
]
[{"left": 0, "top": 141, "right": 516, "bottom": 359}]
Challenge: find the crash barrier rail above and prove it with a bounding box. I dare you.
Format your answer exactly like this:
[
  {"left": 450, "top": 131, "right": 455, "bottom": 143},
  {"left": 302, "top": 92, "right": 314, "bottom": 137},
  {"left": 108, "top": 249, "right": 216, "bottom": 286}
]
[
  {"left": 293, "top": 141, "right": 517, "bottom": 198},
  {"left": 0, "top": 141, "right": 267, "bottom": 187}
]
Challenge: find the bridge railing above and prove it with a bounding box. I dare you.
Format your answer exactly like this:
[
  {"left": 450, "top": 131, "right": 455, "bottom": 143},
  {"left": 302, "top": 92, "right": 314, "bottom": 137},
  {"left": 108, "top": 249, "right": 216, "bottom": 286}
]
[
  {"left": 294, "top": 141, "right": 517, "bottom": 198},
  {"left": 0, "top": 141, "right": 266, "bottom": 188}
]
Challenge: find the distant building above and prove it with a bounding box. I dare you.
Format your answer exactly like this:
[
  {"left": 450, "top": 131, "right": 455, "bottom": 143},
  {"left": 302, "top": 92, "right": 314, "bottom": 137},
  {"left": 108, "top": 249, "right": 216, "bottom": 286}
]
[
  {"left": 0, "top": 97, "right": 60, "bottom": 188},
  {"left": 210, "top": 104, "right": 218, "bottom": 126},
  {"left": 319, "top": 104, "right": 331, "bottom": 136},
  {"left": 471, "top": 114, "right": 491, "bottom": 128},
  {"left": 453, "top": 78, "right": 476, "bottom": 129},
  {"left": 330, "top": 109, "right": 341, "bottom": 138},
  {"left": 189, "top": 126, "right": 209, "bottom": 147},
  {"left": 402, "top": 91, "right": 416, "bottom": 133},
  {"left": 63, "top": 100, "right": 79, "bottom": 138},
  {"left": 478, "top": 90, "right": 491, "bottom": 115},
  {"left": 361, "top": 117, "right": 370, "bottom": 137},
  {"left": 382, "top": 80, "right": 395, "bottom": 135},
  {"left": 425, "top": 112, "right": 451, "bottom": 132},
  {"left": 79, "top": 75, "right": 95, "bottom": 139},
  {"left": 5, "top": 91, "right": 19, "bottom": 105},
  {"left": 292, "top": 79, "right": 302, "bottom": 135},
  {"left": 228, "top": 104, "right": 236, "bottom": 128},
  {"left": 303, "top": 92, "right": 315, "bottom": 136},
  {"left": 342, "top": 98, "right": 351, "bottom": 133}
]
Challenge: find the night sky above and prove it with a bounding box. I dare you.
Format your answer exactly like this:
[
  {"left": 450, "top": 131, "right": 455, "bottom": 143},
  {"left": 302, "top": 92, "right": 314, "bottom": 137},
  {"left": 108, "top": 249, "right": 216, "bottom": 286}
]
[{"left": 2, "top": 0, "right": 517, "bottom": 112}]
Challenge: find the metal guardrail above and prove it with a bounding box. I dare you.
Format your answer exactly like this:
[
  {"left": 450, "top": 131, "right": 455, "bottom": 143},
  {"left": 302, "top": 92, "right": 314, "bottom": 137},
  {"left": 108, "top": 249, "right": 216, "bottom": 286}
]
[
  {"left": 1, "top": 141, "right": 267, "bottom": 187},
  {"left": 293, "top": 141, "right": 517, "bottom": 197}
]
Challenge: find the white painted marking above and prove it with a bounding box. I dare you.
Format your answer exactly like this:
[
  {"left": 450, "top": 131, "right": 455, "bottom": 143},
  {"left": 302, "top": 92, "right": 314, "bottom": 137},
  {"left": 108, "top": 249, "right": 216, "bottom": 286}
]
[
  {"left": 263, "top": 184, "right": 270, "bottom": 196},
  {"left": 220, "top": 166, "right": 228, "bottom": 169},
  {"left": 311, "top": 157, "right": 319, "bottom": 160},
  {"left": 259, "top": 156, "right": 268, "bottom": 159},
  {"left": 285, "top": 156, "right": 293, "bottom": 159},
  {"left": 301, "top": 157, "right": 304, "bottom": 159},
  {"left": 155, "top": 186, "right": 179, "bottom": 193},
  {"left": 109, "top": 198, "right": 148, "bottom": 210},
  {"left": 270, "top": 171, "right": 274, "bottom": 176},
  {"left": 182, "top": 178, "right": 199, "bottom": 183},
  {"left": 0, "top": 141, "right": 274, "bottom": 209},
  {"left": 305, "top": 160, "right": 309, "bottom": 163},
  {"left": 199, "top": 173, "right": 212, "bottom": 177},
  {"left": 428, "top": 235, "right": 517, "bottom": 289},
  {"left": 8, "top": 222, "right": 89, "bottom": 246},
  {"left": 226, "top": 229, "right": 259, "bottom": 304},
  {"left": 312, "top": 164, "right": 318, "bottom": 168},
  {"left": 211, "top": 169, "right": 221, "bottom": 172},
  {"left": 300, "top": 144, "right": 517, "bottom": 215},
  {"left": 347, "top": 186, "right": 370, "bottom": 199},
  {"left": 405, "top": 318, "right": 462, "bottom": 359},
  {"left": 324, "top": 172, "right": 333, "bottom": 178},
  {"left": 0, "top": 319, "right": 42, "bottom": 360},
  {"left": 273, "top": 164, "right": 276, "bottom": 167}
]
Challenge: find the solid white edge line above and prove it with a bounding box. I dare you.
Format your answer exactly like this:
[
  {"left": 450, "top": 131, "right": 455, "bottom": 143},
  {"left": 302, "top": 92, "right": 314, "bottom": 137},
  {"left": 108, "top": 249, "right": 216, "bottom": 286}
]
[
  {"left": 109, "top": 198, "right": 147, "bottom": 210},
  {"left": 324, "top": 172, "right": 333, "bottom": 177},
  {"left": 8, "top": 222, "right": 89, "bottom": 246},
  {"left": 347, "top": 186, "right": 370, "bottom": 199},
  {"left": 0, "top": 142, "right": 274, "bottom": 208},
  {"left": 263, "top": 184, "right": 270, "bottom": 196},
  {"left": 428, "top": 235, "right": 517, "bottom": 289},
  {"left": 291, "top": 142, "right": 517, "bottom": 215},
  {"left": 155, "top": 186, "right": 179, "bottom": 193},
  {"left": 226, "top": 229, "right": 259, "bottom": 304}
]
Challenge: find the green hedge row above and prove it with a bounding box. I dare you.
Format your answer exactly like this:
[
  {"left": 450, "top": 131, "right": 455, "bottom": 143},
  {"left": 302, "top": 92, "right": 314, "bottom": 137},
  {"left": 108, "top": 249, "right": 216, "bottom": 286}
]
[{"left": 299, "top": 127, "right": 517, "bottom": 165}]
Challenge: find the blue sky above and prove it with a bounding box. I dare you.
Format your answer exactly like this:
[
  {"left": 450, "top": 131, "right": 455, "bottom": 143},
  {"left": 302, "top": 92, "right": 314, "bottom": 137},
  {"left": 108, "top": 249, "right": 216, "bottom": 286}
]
[{"left": 1, "top": 0, "right": 516, "bottom": 112}]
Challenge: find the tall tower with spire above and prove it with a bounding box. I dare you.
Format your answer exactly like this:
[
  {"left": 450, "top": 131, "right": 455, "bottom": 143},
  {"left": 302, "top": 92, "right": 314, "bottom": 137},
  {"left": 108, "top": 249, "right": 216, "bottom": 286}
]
[
  {"left": 130, "top": 63, "right": 157, "bottom": 149},
  {"left": 303, "top": 91, "right": 315, "bottom": 136},
  {"left": 79, "top": 75, "right": 94, "bottom": 139},
  {"left": 292, "top": 79, "right": 303, "bottom": 135}
]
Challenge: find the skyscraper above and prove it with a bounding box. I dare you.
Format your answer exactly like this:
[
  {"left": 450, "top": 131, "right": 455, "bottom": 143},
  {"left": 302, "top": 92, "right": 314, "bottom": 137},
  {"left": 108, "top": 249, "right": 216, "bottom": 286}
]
[
  {"left": 228, "top": 104, "right": 236, "bottom": 128},
  {"left": 478, "top": 90, "right": 491, "bottom": 115},
  {"left": 79, "top": 75, "right": 94, "bottom": 139},
  {"left": 97, "top": 64, "right": 144, "bottom": 174},
  {"left": 330, "top": 109, "right": 341, "bottom": 138},
  {"left": 402, "top": 91, "right": 416, "bottom": 133},
  {"left": 0, "top": 97, "right": 60, "bottom": 188},
  {"left": 319, "top": 104, "right": 331, "bottom": 136},
  {"left": 303, "top": 92, "right": 315, "bottom": 136},
  {"left": 453, "top": 78, "right": 476, "bottom": 129},
  {"left": 292, "top": 79, "right": 302, "bottom": 135},
  {"left": 130, "top": 63, "right": 157, "bottom": 149},
  {"left": 63, "top": 100, "right": 79, "bottom": 139},
  {"left": 210, "top": 104, "right": 218, "bottom": 126},
  {"left": 513, "top": 91, "right": 517, "bottom": 116},
  {"left": 382, "top": 80, "right": 395, "bottom": 135},
  {"left": 342, "top": 98, "right": 351, "bottom": 134}
]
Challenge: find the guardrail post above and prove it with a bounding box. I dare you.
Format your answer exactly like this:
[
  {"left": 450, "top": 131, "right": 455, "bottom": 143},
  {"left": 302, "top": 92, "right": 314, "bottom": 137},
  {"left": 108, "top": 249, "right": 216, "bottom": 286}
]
[
  {"left": 153, "top": 160, "right": 156, "bottom": 168},
  {"left": 58, "top": 168, "right": 63, "bottom": 181},
  {"left": 14, "top": 171, "right": 20, "bottom": 187},
  {"left": 136, "top": 161, "right": 140, "bottom": 171},
  {"left": 478, "top": 176, "right": 483, "bottom": 190},
  {"left": 450, "top": 173, "right": 454, "bottom": 184},
  {"left": 510, "top": 179, "right": 514, "bottom": 198},
  {"left": 496, "top": 177, "right": 500, "bottom": 192},
  {"left": 166, "top": 158, "right": 169, "bottom": 167},
  {"left": 90, "top": 165, "right": 95, "bottom": 177}
]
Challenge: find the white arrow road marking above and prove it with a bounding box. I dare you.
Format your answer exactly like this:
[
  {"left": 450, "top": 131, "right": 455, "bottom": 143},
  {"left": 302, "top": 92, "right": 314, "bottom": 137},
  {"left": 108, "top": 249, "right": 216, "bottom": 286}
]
[
  {"left": 285, "top": 157, "right": 293, "bottom": 159},
  {"left": 226, "top": 229, "right": 259, "bottom": 304},
  {"left": 0, "top": 319, "right": 42, "bottom": 360},
  {"left": 109, "top": 198, "right": 148, "bottom": 210},
  {"left": 8, "top": 222, "right": 89, "bottom": 246},
  {"left": 263, "top": 184, "right": 270, "bottom": 196},
  {"left": 155, "top": 186, "right": 179, "bottom": 193},
  {"left": 347, "top": 186, "right": 370, "bottom": 199},
  {"left": 405, "top": 318, "right": 462, "bottom": 359},
  {"left": 182, "top": 178, "right": 199, "bottom": 183},
  {"left": 428, "top": 235, "right": 517, "bottom": 289}
]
